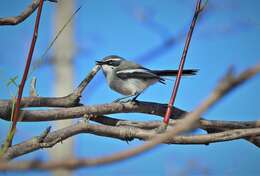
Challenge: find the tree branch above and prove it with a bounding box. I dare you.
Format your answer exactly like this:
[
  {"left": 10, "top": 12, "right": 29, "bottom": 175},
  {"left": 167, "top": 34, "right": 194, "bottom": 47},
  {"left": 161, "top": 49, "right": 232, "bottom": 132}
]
[
  {"left": 0, "top": 101, "right": 186, "bottom": 122},
  {"left": 0, "top": 0, "right": 57, "bottom": 26},
  {"left": 0, "top": 65, "right": 258, "bottom": 171},
  {"left": 1, "top": 120, "right": 260, "bottom": 163},
  {"left": 0, "top": 64, "right": 101, "bottom": 120},
  {"left": 1, "top": 116, "right": 260, "bottom": 161}
]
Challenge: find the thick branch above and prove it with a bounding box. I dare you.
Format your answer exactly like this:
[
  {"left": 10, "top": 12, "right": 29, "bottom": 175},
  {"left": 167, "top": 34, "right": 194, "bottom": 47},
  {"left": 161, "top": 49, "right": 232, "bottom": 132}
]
[
  {"left": 1, "top": 115, "right": 260, "bottom": 160},
  {"left": 116, "top": 119, "right": 260, "bottom": 131},
  {"left": 0, "top": 101, "right": 185, "bottom": 122}
]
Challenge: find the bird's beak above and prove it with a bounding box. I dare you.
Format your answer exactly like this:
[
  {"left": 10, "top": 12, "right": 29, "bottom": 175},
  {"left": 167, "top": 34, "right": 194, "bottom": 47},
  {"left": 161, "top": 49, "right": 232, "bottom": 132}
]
[{"left": 96, "top": 60, "right": 105, "bottom": 65}]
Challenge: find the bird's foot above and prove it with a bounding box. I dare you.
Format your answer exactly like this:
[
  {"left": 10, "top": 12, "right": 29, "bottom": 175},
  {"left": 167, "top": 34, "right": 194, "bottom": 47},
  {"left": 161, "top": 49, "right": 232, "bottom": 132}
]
[
  {"left": 113, "top": 98, "right": 129, "bottom": 103},
  {"left": 130, "top": 99, "right": 140, "bottom": 105},
  {"left": 113, "top": 97, "right": 139, "bottom": 104},
  {"left": 113, "top": 98, "right": 122, "bottom": 103}
]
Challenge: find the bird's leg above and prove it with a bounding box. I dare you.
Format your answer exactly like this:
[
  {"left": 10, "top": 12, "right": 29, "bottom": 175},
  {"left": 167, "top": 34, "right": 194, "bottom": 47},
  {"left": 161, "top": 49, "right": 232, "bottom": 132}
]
[
  {"left": 131, "top": 92, "right": 142, "bottom": 102},
  {"left": 113, "top": 92, "right": 143, "bottom": 103},
  {"left": 113, "top": 95, "right": 134, "bottom": 103}
]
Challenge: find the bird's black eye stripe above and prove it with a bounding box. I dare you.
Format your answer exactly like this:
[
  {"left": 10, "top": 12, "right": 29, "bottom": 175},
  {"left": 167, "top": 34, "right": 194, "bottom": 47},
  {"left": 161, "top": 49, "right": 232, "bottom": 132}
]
[{"left": 106, "top": 60, "right": 120, "bottom": 66}]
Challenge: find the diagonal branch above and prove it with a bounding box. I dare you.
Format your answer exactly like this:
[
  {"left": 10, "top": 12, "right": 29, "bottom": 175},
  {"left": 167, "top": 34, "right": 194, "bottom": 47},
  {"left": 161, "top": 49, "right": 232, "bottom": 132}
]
[
  {"left": 0, "top": 0, "right": 45, "bottom": 158},
  {"left": 0, "top": 64, "right": 101, "bottom": 121},
  {"left": 0, "top": 0, "right": 57, "bottom": 26},
  {"left": 164, "top": 0, "right": 204, "bottom": 124},
  {"left": 10, "top": 0, "right": 45, "bottom": 136}
]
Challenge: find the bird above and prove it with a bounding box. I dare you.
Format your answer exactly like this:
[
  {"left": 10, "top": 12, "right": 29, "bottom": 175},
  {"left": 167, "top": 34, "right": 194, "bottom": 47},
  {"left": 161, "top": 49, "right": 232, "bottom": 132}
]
[{"left": 96, "top": 55, "right": 198, "bottom": 102}]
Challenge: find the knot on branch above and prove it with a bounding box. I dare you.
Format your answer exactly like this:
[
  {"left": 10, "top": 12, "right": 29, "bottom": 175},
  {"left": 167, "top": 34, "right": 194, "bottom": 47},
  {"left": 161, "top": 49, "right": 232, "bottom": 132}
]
[{"left": 120, "top": 127, "right": 135, "bottom": 142}]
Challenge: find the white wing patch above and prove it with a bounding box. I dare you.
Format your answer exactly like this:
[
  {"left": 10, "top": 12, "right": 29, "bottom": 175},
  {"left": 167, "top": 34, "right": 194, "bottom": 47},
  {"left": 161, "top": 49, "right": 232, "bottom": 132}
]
[{"left": 116, "top": 69, "right": 160, "bottom": 79}]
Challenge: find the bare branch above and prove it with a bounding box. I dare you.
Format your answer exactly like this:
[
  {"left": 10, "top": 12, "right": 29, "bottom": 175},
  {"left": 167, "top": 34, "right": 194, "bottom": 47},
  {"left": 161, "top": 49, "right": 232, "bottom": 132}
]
[
  {"left": 0, "top": 64, "right": 101, "bottom": 121},
  {"left": 1, "top": 115, "right": 259, "bottom": 160},
  {"left": 0, "top": 0, "right": 57, "bottom": 26},
  {"left": 29, "top": 77, "right": 38, "bottom": 97},
  {"left": 0, "top": 0, "right": 46, "bottom": 158},
  {"left": 73, "top": 65, "right": 101, "bottom": 96},
  {"left": 0, "top": 101, "right": 186, "bottom": 122},
  {"left": 0, "top": 122, "right": 260, "bottom": 171},
  {"left": 116, "top": 119, "right": 260, "bottom": 131},
  {"left": 1, "top": 119, "right": 260, "bottom": 163}
]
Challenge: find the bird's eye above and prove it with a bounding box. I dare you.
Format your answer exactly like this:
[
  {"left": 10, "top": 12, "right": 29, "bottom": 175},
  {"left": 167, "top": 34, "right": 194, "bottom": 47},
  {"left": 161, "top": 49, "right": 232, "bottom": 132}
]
[{"left": 106, "top": 60, "right": 120, "bottom": 66}]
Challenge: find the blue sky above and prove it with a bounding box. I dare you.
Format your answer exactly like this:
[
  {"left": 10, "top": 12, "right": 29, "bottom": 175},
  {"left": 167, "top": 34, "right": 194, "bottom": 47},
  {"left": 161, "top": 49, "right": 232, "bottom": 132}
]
[{"left": 0, "top": 0, "right": 260, "bottom": 175}]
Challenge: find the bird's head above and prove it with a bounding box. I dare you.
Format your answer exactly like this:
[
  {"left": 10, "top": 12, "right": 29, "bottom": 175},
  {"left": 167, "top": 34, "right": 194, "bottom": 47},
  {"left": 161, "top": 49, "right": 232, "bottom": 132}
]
[{"left": 96, "top": 55, "right": 124, "bottom": 75}]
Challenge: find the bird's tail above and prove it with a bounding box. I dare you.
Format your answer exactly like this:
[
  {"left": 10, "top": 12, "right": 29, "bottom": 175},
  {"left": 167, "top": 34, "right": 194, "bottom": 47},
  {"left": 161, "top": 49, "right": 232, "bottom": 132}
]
[{"left": 152, "top": 69, "right": 198, "bottom": 77}]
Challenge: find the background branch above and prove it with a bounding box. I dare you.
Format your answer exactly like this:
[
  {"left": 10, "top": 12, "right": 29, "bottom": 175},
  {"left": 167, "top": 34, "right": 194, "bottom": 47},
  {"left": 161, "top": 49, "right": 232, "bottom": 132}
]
[{"left": 0, "top": 0, "right": 57, "bottom": 26}]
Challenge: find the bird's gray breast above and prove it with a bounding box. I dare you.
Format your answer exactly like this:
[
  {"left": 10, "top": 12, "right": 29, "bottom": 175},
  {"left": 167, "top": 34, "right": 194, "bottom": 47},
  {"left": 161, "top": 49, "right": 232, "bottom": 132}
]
[{"left": 109, "top": 77, "right": 157, "bottom": 96}]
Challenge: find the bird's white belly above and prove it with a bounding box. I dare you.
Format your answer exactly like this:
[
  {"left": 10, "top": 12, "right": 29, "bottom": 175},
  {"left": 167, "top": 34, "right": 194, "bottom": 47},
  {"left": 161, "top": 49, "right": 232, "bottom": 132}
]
[{"left": 109, "top": 78, "right": 157, "bottom": 96}]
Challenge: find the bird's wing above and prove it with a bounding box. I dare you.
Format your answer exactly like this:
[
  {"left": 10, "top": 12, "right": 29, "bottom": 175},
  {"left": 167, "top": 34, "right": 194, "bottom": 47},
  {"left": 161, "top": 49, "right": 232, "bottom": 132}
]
[{"left": 116, "top": 68, "right": 161, "bottom": 79}]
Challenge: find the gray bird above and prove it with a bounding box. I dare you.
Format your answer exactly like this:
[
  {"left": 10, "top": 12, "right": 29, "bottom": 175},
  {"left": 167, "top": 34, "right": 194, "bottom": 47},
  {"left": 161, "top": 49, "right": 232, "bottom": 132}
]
[{"left": 96, "top": 55, "right": 198, "bottom": 102}]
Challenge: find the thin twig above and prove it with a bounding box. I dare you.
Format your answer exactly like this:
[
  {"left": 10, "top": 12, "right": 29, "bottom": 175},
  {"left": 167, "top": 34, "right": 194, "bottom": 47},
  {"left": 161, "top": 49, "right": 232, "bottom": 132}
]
[
  {"left": 29, "top": 77, "right": 38, "bottom": 97},
  {"left": 11, "top": 0, "right": 44, "bottom": 134},
  {"left": 73, "top": 65, "right": 101, "bottom": 96},
  {"left": 0, "top": 0, "right": 45, "bottom": 157},
  {"left": 0, "top": 65, "right": 106, "bottom": 119},
  {"left": 164, "top": 0, "right": 203, "bottom": 124},
  {"left": 32, "top": 4, "right": 83, "bottom": 70}
]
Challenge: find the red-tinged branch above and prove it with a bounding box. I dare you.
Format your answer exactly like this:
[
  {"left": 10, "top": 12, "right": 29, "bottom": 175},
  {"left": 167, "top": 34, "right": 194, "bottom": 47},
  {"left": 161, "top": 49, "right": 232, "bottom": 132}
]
[
  {"left": 11, "top": 0, "right": 44, "bottom": 131},
  {"left": 0, "top": 0, "right": 45, "bottom": 157},
  {"left": 164, "top": 0, "right": 203, "bottom": 124}
]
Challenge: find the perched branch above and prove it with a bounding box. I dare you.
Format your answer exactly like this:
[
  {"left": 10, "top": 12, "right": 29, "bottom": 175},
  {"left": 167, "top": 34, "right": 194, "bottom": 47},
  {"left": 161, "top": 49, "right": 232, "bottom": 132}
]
[
  {"left": 0, "top": 0, "right": 57, "bottom": 26},
  {"left": 0, "top": 101, "right": 186, "bottom": 122}
]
